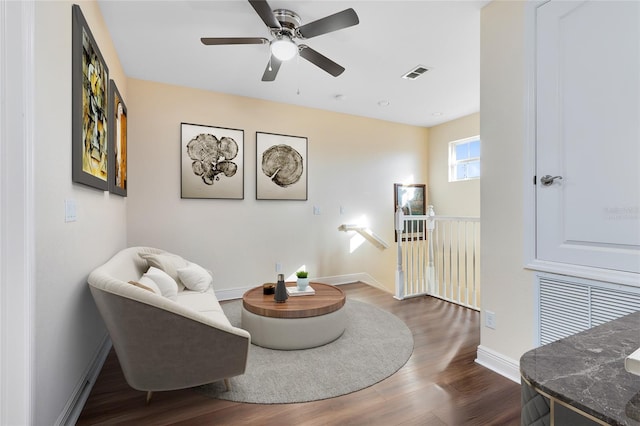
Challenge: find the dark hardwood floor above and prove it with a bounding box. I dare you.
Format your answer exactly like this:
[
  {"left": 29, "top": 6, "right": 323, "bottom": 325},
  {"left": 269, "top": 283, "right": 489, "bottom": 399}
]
[{"left": 77, "top": 283, "right": 521, "bottom": 425}]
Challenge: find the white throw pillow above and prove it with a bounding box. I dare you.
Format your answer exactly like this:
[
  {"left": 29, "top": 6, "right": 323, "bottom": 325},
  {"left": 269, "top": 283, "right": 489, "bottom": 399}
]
[
  {"left": 139, "top": 252, "right": 189, "bottom": 286},
  {"left": 143, "top": 267, "right": 178, "bottom": 300},
  {"left": 130, "top": 277, "right": 161, "bottom": 295},
  {"left": 177, "top": 262, "right": 213, "bottom": 292}
]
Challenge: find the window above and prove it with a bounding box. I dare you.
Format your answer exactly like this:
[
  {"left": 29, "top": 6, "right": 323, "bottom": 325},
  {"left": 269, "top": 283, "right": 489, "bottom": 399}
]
[{"left": 449, "top": 136, "right": 480, "bottom": 182}]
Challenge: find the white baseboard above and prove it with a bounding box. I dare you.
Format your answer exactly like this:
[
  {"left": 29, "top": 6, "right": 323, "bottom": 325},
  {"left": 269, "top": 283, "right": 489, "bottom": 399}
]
[
  {"left": 315, "top": 272, "right": 388, "bottom": 291},
  {"left": 475, "top": 345, "right": 521, "bottom": 384},
  {"left": 56, "top": 334, "right": 112, "bottom": 426},
  {"left": 215, "top": 286, "right": 254, "bottom": 301},
  {"left": 214, "top": 273, "right": 387, "bottom": 301}
]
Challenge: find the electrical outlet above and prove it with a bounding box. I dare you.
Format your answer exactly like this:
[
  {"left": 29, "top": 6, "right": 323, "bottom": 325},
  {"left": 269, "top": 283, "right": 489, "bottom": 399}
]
[
  {"left": 275, "top": 263, "right": 282, "bottom": 273},
  {"left": 485, "top": 310, "right": 496, "bottom": 329},
  {"left": 313, "top": 206, "right": 321, "bottom": 215}
]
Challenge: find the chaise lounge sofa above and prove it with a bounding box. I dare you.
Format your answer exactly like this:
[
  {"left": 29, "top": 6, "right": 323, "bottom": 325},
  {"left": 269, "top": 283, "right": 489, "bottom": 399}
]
[{"left": 88, "top": 246, "right": 250, "bottom": 401}]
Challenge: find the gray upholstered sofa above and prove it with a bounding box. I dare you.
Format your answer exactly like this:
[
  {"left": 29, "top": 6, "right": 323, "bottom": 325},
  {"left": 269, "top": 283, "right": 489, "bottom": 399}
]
[{"left": 88, "top": 246, "right": 250, "bottom": 402}]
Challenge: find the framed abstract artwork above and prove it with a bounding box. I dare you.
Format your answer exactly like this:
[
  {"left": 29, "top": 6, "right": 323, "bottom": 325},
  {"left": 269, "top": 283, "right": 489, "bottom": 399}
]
[
  {"left": 72, "top": 4, "right": 109, "bottom": 190},
  {"left": 394, "top": 183, "right": 426, "bottom": 241},
  {"left": 181, "top": 122, "right": 244, "bottom": 199},
  {"left": 108, "top": 80, "right": 127, "bottom": 196},
  {"left": 256, "top": 132, "right": 308, "bottom": 200}
]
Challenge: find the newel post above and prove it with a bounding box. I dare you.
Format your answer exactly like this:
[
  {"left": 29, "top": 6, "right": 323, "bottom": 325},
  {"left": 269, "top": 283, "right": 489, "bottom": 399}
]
[
  {"left": 426, "top": 205, "right": 436, "bottom": 294},
  {"left": 394, "top": 205, "right": 405, "bottom": 300}
]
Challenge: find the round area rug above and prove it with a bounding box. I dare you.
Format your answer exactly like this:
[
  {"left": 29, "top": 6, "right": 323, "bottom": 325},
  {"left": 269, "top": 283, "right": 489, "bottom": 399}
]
[{"left": 198, "top": 299, "right": 414, "bottom": 404}]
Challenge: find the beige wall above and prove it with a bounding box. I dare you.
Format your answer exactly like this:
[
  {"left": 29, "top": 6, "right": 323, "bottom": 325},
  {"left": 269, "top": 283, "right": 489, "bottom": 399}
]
[
  {"left": 126, "top": 79, "right": 429, "bottom": 294},
  {"left": 428, "top": 112, "right": 480, "bottom": 217},
  {"left": 34, "top": 1, "right": 127, "bottom": 424},
  {"left": 479, "top": 0, "right": 536, "bottom": 362},
  {"left": 28, "top": 2, "right": 518, "bottom": 421}
]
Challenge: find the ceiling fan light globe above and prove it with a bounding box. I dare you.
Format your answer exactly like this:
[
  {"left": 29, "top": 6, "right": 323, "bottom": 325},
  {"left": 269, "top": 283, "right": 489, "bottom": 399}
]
[{"left": 271, "top": 38, "right": 297, "bottom": 61}]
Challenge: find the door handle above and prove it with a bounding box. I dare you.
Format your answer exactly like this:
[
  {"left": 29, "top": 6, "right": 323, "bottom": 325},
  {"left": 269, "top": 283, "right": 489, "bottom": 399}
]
[{"left": 540, "top": 175, "right": 563, "bottom": 186}]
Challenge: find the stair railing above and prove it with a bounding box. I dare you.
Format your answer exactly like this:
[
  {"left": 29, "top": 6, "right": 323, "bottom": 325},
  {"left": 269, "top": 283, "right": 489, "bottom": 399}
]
[{"left": 395, "top": 205, "right": 480, "bottom": 310}]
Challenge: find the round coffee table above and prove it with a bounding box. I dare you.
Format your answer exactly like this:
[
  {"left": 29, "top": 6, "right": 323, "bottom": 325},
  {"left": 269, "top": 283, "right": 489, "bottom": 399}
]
[{"left": 241, "top": 282, "right": 346, "bottom": 350}]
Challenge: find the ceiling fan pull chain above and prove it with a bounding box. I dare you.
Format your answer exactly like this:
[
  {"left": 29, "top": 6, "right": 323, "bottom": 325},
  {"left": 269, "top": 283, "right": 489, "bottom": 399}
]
[{"left": 296, "top": 54, "right": 300, "bottom": 95}]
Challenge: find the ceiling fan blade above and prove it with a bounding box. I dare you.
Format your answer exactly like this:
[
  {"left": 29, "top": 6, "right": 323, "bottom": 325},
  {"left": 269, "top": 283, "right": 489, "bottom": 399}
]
[
  {"left": 201, "top": 37, "right": 268, "bottom": 46},
  {"left": 299, "top": 45, "right": 345, "bottom": 77},
  {"left": 261, "top": 56, "right": 282, "bottom": 81},
  {"left": 297, "top": 8, "right": 359, "bottom": 39},
  {"left": 248, "top": 0, "right": 281, "bottom": 29}
]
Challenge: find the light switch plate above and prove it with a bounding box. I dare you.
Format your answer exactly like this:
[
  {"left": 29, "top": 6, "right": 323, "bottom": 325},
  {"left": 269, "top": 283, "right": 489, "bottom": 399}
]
[{"left": 65, "top": 199, "right": 77, "bottom": 222}]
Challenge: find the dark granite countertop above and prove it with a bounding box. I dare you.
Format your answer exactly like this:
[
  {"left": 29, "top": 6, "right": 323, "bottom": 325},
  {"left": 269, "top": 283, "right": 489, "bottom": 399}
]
[{"left": 521, "top": 311, "right": 640, "bottom": 426}]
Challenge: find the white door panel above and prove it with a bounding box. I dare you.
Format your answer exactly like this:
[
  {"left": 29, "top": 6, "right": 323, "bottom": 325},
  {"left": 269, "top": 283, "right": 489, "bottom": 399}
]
[{"left": 536, "top": 0, "right": 640, "bottom": 273}]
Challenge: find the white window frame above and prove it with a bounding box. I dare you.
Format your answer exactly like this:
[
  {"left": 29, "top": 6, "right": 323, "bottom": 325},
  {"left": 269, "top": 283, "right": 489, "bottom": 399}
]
[{"left": 448, "top": 135, "right": 480, "bottom": 182}]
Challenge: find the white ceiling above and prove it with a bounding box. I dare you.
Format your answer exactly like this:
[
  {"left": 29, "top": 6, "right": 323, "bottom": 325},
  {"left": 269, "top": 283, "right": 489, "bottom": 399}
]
[{"left": 98, "top": 0, "right": 486, "bottom": 128}]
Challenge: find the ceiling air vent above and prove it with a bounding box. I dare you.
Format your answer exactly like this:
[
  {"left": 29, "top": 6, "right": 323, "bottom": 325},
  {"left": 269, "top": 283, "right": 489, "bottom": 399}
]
[{"left": 402, "top": 65, "right": 430, "bottom": 80}]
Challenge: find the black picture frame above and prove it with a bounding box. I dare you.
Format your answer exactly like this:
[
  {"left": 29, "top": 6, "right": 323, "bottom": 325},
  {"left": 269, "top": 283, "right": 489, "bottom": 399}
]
[
  {"left": 72, "top": 4, "right": 109, "bottom": 190},
  {"left": 394, "top": 183, "right": 426, "bottom": 241},
  {"left": 108, "top": 80, "right": 127, "bottom": 196},
  {"left": 256, "top": 132, "right": 308, "bottom": 200},
  {"left": 180, "top": 122, "right": 245, "bottom": 199}
]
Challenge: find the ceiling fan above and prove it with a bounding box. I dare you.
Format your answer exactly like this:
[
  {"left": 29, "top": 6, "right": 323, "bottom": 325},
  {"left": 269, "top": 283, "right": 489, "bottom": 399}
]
[{"left": 200, "top": 0, "right": 359, "bottom": 81}]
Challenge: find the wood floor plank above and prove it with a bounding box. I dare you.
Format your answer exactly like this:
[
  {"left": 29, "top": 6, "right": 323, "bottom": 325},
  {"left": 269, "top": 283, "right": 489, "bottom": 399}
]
[{"left": 77, "top": 283, "right": 521, "bottom": 425}]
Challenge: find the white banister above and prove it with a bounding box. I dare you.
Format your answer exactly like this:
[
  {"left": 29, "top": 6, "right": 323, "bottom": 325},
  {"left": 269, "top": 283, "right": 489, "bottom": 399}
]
[
  {"left": 426, "top": 205, "right": 436, "bottom": 295},
  {"left": 395, "top": 207, "right": 480, "bottom": 310},
  {"left": 394, "top": 206, "right": 405, "bottom": 299}
]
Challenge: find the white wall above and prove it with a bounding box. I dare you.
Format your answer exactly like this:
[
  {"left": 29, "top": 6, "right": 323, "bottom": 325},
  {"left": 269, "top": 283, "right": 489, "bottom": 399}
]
[
  {"left": 126, "top": 79, "right": 429, "bottom": 294},
  {"left": 428, "top": 112, "right": 480, "bottom": 217},
  {"left": 34, "top": 1, "right": 127, "bottom": 424},
  {"left": 479, "top": 0, "right": 536, "bottom": 364},
  {"left": 1, "top": 1, "right": 35, "bottom": 423}
]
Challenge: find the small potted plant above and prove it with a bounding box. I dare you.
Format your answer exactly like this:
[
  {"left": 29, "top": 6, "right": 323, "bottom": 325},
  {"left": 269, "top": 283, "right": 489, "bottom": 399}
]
[{"left": 296, "top": 270, "right": 310, "bottom": 291}]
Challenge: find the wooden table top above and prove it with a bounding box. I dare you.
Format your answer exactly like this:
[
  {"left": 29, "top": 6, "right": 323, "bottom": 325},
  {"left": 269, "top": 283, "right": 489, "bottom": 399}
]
[{"left": 242, "top": 282, "right": 346, "bottom": 319}]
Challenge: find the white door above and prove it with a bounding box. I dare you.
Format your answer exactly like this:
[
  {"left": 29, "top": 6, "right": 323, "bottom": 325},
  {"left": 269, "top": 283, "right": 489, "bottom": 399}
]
[{"left": 536, "top": 0, "right": 640, "bottom": 274}]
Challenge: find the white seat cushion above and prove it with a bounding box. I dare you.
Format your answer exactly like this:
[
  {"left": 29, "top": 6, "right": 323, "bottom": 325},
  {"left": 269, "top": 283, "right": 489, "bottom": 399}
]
[
  {"left": 200, "top": 310, "right": 232, "bottom": 328},
  {"left": 175, "top": 289, "right": 222, "bottom": 313}
]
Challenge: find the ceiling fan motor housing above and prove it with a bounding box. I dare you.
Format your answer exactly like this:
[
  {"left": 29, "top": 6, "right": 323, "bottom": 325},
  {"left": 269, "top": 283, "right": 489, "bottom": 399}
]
[{"left": 272, "top": 9, "right": 301, "bottom": 38}]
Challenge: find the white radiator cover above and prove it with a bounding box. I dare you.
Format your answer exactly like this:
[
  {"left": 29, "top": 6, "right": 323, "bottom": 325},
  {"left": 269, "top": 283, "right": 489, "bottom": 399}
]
[{"left": 537, "top": 274, "right": 640, "bottom": 346}]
